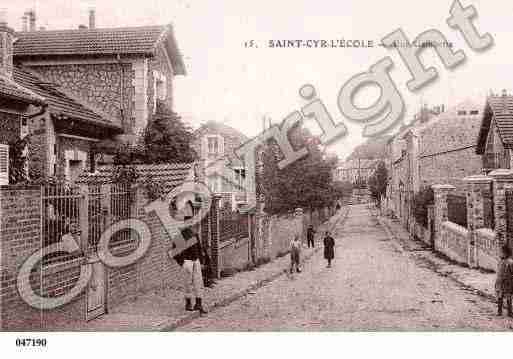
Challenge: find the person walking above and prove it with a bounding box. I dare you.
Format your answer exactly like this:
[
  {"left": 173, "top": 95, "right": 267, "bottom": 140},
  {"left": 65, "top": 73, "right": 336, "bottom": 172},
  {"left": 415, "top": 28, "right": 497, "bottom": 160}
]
[
  {"left": 323, "top": 231, "right": 335, "bottom": 268},
  {"left": 290, "top": 235, "right": 302, "bottom": 274},
  {"left": 495, "top": 245, "right": 513, "bottom": 317},
  {"left": 307, "top": 225, "right": 316, "bottom": 248},
  {"left": 175, "top": 226, "right": 208, "bottom": 314}
]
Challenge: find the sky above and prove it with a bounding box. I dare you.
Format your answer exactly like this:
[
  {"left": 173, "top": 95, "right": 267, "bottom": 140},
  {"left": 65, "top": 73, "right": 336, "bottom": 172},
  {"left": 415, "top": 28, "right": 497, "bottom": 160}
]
[{"left": 3, "top": 0, "right": 513, "bottom": 160}]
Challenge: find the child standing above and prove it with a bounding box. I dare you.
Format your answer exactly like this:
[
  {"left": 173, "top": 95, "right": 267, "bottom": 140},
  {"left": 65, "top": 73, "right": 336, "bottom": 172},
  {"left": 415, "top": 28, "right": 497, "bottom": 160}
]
[
  {"left": 495, "top": 245, "right": 513, "bottom": 317},
  {"left": 290, "top": 235, "right": 302, "bottom": 274}
]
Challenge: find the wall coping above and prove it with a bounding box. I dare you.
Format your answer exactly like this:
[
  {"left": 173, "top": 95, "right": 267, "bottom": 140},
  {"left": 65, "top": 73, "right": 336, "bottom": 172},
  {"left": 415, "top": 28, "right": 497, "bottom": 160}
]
[
  {"left": 488, "top": 169, "right": 513, "bottom": 181},
  {"left": 476, "top": 227, "right": 495, "bottom": 240},
  {"left": 462, "top": 175, "right": 493, "bottom": 184},
  {"left": 432, "top": 184, "right": 456, "bottom": 191},
  {"left": 442, "top": 220, "right": 469, "bottom": 236}
]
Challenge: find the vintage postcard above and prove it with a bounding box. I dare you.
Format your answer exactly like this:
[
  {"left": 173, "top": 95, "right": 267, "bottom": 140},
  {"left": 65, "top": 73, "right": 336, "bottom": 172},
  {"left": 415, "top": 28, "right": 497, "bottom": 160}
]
[{"left": 0, "top": 0, "right": 512, "bottom": 356}]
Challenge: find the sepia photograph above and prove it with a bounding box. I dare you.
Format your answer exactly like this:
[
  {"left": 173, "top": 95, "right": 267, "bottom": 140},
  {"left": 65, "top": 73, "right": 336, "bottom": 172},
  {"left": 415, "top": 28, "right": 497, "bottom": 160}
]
[{"left": 1, "top": 0, "right": 513, "bottom": 357}]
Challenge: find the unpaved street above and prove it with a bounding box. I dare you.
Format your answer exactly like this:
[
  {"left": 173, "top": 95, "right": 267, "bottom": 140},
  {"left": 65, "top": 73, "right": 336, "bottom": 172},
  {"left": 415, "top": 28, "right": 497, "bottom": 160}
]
[{"left": 179, "top": 205, "right": 513, "bottom": 331}]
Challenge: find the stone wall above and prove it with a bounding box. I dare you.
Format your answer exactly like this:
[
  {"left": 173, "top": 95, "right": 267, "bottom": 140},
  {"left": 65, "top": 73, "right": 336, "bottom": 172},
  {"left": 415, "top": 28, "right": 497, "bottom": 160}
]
[
  {"left": 475, "top": 228, "right": 497, "bottom": 272},
  {"left": 420, "top": 147, "right": 482, "bottom": 195},
  {"left": 440, "top": 221, "right": 469, "bottom": 265},
  {"left": 30, "top": 63, "right": 134, "bottom": 131}
]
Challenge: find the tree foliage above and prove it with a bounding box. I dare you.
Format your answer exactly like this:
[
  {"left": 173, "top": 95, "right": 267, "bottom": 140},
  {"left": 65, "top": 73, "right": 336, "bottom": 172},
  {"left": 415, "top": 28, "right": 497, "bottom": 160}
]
[
  {"left": 368, "top": 160, "right": 388, "bottom": 206},
  {"left": 139, "top": 101, "right": 197, "bottom": 164},
  {"left": 260, "top": 125, "right": 343, "bottom": 215}
]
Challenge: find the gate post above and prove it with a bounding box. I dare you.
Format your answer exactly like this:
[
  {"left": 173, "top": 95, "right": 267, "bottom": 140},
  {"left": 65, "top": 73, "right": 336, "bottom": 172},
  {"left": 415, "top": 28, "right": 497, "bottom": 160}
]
[
  {"left": 79, "top": 184, "right": 90, "bottom": 254},
  {"left": 463, "top": 175, "right": 492, "bottom": 268},
  {"left": 489, "top": 169, "right": 513, "bottom": 249},
  {"left": 209, "top": 194, "right": 222, "bottom": 279},
  {"left": 431, "top": 184, "right": 455, "bottom": 252}
]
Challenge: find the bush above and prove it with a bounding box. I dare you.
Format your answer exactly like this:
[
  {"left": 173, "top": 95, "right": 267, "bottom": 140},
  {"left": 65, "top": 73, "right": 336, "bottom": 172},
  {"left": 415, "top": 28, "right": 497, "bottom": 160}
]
[{"left": 412, "top": 186, "right": 434, "bottom": 228}]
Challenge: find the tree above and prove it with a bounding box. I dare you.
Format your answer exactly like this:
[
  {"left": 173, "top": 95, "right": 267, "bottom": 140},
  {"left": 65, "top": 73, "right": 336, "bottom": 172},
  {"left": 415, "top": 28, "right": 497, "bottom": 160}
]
[
  {"left": 260, "top": 125, "right": 341, "bottom": 215},
  {"left": 139, "top": 101, "right": 197, "bottom": 164},
  {"left": 368, "top": 160, "right": 388, "bottom": 207}
]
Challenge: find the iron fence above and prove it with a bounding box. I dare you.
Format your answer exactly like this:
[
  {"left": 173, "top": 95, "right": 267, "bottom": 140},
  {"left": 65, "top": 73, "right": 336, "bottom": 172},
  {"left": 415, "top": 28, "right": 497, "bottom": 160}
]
[{"left": 41, "top": 182, "right": 82, "bottom": 266}]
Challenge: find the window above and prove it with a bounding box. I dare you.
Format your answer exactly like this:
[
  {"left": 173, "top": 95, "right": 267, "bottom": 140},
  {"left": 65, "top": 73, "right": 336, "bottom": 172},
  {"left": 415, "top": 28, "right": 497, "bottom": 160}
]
[
  {"left": 234, "top": 168, "right": 246, "bottom": 190},
  {"left": 457, "top": 110, "right": 467, "bottom": 115},
  {"left": 470, "top": 110, "right": 479, "bottom": 115},
  {"left": 153, "top": 71, "right": 167, "bottom": 113},
  {"left": 208, "top": 137, "right": 219, "bottom": 155}
]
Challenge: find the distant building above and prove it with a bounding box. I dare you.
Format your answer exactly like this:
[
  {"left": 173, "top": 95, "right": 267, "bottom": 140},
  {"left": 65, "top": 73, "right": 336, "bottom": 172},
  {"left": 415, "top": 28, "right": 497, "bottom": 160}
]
[{"left": 192, "top": 121, "right": 251, "bottom": 210}]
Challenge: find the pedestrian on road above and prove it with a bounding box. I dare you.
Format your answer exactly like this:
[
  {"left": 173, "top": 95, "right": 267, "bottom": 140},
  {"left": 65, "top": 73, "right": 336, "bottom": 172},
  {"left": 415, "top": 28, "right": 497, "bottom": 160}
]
[
  {"left": 290, "top": 235, "right": 302, "bottom": 274},
  {"left": 175, "top": 226, "right": 208, "bottom": 315},
  {"left": 495, "top": 245, "right": 513, "bottom": 317},
  {"left": 307, "top": 225, "right": 316, "bottom": 248},
  {"left": 323, "top": 231, "right": 335, "bottom": 268}
]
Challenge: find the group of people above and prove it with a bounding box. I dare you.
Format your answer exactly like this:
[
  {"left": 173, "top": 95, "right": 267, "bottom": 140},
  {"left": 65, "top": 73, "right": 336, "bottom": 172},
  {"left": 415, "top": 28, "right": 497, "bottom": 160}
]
[
  {"left": 289, "top": 224, "right": 335, "bottom": 275},
  {"left": 175, "top": 220, "right": 336, "bottom": 315}
]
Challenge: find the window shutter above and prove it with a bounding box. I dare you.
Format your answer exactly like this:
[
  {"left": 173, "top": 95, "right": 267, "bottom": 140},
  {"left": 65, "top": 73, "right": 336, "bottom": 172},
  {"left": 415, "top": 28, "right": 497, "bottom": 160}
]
[
  {"left": 218, "top": 135, "right": 224, "bottom": 155},
  {"left": 0, "top": 144, "right": 9, "bottom": 185}
]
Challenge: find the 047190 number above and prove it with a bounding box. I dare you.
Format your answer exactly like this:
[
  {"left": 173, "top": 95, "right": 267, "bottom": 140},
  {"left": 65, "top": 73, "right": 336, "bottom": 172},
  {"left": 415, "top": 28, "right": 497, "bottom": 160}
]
[{"left": 16, "top": 338, "right": 47, "bottom": 347}]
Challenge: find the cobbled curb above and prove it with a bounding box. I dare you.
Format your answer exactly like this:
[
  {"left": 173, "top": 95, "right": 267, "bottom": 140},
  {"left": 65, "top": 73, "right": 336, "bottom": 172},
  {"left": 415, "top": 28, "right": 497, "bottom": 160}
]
[
  {"left": 160, "top": 207, "right": 350, "bottom": 331},
  {"left": 373, "top": 208, "right": 497, "bottom": 303}
]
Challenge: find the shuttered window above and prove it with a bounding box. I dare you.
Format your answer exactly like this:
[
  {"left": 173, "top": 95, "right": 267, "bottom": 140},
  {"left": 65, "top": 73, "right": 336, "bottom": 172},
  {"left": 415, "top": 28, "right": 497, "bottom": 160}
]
[{"left": 0, "top": 144, "right": 9, "bottom": 185}]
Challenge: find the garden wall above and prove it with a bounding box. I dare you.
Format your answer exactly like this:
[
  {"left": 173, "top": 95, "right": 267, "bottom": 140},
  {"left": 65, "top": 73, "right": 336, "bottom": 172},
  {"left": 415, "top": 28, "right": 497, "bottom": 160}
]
[
  {"left": 475, "top": 228, "right": 497, "bottom": 272},
  {"left": 439, "top": 221, "right": 469, "bottom": 265}
]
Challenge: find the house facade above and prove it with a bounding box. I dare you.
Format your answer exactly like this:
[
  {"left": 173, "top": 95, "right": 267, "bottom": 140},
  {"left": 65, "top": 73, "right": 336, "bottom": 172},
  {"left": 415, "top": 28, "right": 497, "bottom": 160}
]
[
  {"left": 192, "top": 121, "right": 250, "bottom": 210},
  {"left": 334, "top": 158, "right": 380, "bottom": 185},
  {"left": 1, "top": 10, "right": 186, "bottom": 183},
  {"left": 0, "top": 18, "right": 46, "bottom": 185},
  {"left": 476, "top": 92, "right": 513, "bottom": 172},
  {"left": 385, "top": 100, "right": 485, "bottom": 226}
]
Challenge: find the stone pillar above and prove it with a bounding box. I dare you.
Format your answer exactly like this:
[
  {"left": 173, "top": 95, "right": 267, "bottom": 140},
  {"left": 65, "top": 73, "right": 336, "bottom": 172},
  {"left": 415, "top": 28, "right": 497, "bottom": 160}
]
[
  {"left": 431, "top": 184, "right": 455, "bottom": 251},
  {"left": 489, "top": 169, "right": 513, "bottom": 248},
  {"left": 463, "top": 175, "right": 492, "bottom": 268},
  {"left": 209, "top": 194, "right": 222, "bottom": 279}
]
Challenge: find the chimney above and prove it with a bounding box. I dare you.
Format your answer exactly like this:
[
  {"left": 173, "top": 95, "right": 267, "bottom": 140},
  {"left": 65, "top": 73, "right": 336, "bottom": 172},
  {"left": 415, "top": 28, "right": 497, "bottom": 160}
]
[
  {"left": 28, "top": 9, "right": 36, "bottom": 31},
  {"left": 0, "top": 11, "right": 14, "bottom": 79},
  {"left": 89, "top": 8, "right": 96, "bottom": 29},
  {"left": 21, "top": 14, "right": 28, "bottom": 31}
]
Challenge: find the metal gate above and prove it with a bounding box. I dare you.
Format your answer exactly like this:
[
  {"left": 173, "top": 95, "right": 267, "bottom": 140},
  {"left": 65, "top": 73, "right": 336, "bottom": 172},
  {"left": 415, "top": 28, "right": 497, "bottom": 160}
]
[
  {"left": 506, "top": 189, "right": 513, "bottom": 246},
  {"left": 42, "top": 181, "right": 134, "bottom": 321}
]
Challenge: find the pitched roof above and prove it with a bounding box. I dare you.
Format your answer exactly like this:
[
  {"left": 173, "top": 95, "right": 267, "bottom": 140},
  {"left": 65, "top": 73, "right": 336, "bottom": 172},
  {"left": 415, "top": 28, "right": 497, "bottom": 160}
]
[
  {"left": 13, "top": 24, "right": 186, "bottom": 75},
  {"left": 13, "top": 67, "right": 121, "bottom": 130},
  {"left": 476, "top": 95, "right": 513, "bottom": 154},
  {"left": 77, "top": 163, "right": 194, "bottom": 193},
  {"left": 194, "top": 120, "right": 249, "bottom": 142},
  {"left": 0, "top": 75, "right": 45, "bottom": 105}
]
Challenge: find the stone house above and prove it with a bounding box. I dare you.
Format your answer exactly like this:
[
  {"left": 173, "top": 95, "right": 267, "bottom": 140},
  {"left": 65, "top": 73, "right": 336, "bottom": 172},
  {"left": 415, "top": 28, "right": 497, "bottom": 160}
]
[
  {"left": 384, "top": 105, "right": 444, "bottom": 222},
  {"left": 386, "top": 99, "right": 485, "bottom": 228},
  {"left": 417, "top": 98, "right": 484, "bottom": 194},
  {"left": 5, "top": 10, "right": 186, "bottom": 182},
  {"left": 476, "top": 92, "right": 513, "bottom": 172},
  {"left": 0, "top": 18, "right": 45, "bottom": 185},
  {"left": 192, "top": 121, "right": 250, "bottom": 210}
]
